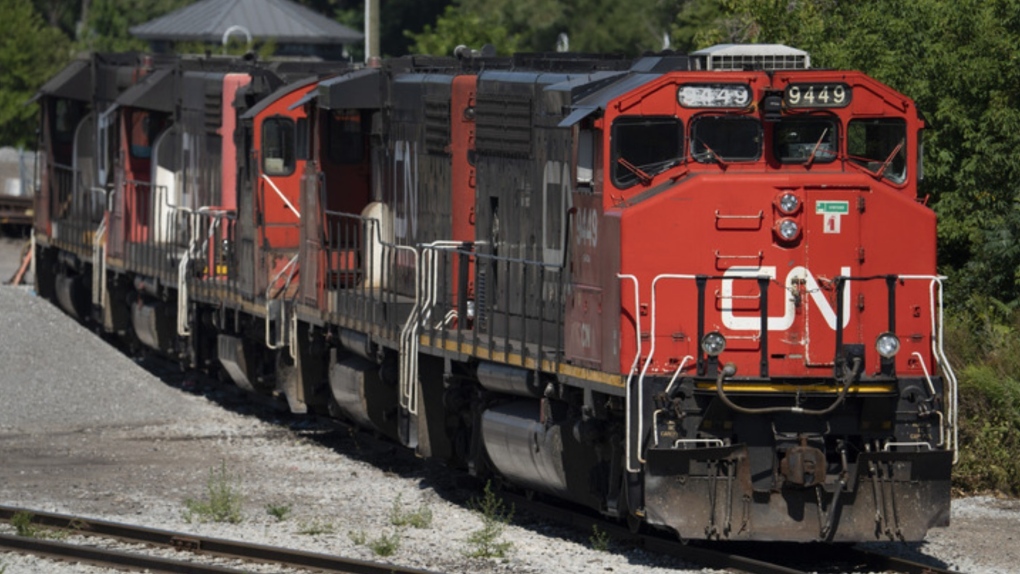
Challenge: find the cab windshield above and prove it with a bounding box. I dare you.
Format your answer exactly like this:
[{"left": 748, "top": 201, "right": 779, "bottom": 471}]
[
  {"left": 774, "top": 118, "right": 838, "bottom": 164},
  {"left": 690, "top": 116, "right": 761, "bottom": 163}
]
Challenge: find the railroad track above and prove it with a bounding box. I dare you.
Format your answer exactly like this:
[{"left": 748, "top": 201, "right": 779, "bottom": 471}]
[
  {"left": 500, "top": 492, "right": 963, "bottom": 574},
  {"left": 0, "top": 505, "right": 440, "bottom": 574}
]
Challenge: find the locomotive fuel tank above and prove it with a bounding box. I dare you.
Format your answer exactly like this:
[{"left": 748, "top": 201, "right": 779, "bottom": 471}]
[
  {"left": 54, "top": 270, "right": 90, "bottom": 321},
  {"left": 328, "top": 352, "right": 398, "bottom": 440},
  {"left": 481, "top": 400, "right": 603, "bottom": 509}
]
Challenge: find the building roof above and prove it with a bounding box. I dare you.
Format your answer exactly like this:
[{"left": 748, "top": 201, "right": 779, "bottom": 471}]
[{"left": 130, "top": 0, "right": 363, "bottom": 45}]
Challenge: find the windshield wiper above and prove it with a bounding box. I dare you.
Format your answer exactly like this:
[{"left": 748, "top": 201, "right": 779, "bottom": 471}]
[
  {"left": 805, "top": 128, "right": 830, "bottom": 167},
  {"left": 875, "top": 139, "right": 905, "bottom": 178},
  {"left": 695, "top": 139, "right": 728, "bottom": 169},
  {"left": 617, "top": 157, "right": 653, "bottom": 185}
]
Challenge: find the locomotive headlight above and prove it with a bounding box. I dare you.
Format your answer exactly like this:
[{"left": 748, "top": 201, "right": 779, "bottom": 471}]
[
  {"left": 774, "top": 218, "right": 801, "bottom": 242},
  {"left": 701, "top": 332, "right": 727, "bottom": 357},
  {"left": 875, "top": 332, "right": 901, "bottom": 358},
  {"left": 777, "top": 192, "right": 801, "bottom": 214}
]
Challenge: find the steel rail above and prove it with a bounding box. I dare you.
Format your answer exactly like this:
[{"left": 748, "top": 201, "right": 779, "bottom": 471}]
[
  {"left": 845, "top": 547, "right": 963, "bottom": 574},
  {"left": 0, "top": 505, "right": 441, "bottom": 574},
  {"left": 0, "top": 533, "right": 249, "bottom": 574}
]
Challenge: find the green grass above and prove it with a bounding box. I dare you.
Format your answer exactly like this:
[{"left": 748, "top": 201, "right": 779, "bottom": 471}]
[
  {"left": 265, "top": 503, "right": 291, "bottom": 522},
  {"left": 389, "top": 494, "right": 433, "bottom": 529},
  {"left": 298, "top": 519, "right": 335, "bottom": 535},
  {"left": 8, "top": 511, "right": 66, "bottom": 540},
  {"left": 348, "top": 529, "right": 367, "bottom": 545},
  {"left": 589, "top": 524, "right": 611, "bottom": 552},
  {"left": 463, "top": 481, "right": 514, "bottom": 559},
  {"left": 368, "top": 530, "right": 401, "bottom": 556},
  {"left": 183, "top": 461, "right": 244, "bottom": 524},
  {"left": 11, "top": 511, "right": 38, "bottom": 537}
]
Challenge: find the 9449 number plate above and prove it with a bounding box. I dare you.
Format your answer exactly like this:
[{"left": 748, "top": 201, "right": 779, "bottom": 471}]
[{"left": 784, "top": 83, "right": 851, "bottom": 108}]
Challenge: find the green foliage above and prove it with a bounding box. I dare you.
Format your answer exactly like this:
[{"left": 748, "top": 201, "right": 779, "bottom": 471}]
[
  {"left": 407, "top": 4, "right": 522, "bottom": 56},
  {"left": 348, "top": 527, "right": 402, "bottom": 556},
  {"left": 368, "top": 530, "right": 401, "bottom": 556},
  {"left": 943, "top": 309, "right": 1020, "bottom": 495},
  {"left": 0, "top": 0, "right": 71, "bottom": 147},
  {"left": 464, "top": 481, "right": 514, "bottom": 559},
  {"left": 388, "top": 494, "right": 433, "bottom": 529},
  {"left": 672, "top": 0, "right": 728, "bottom": 51},
  {"left": 589, "top": 524, "right": 610, "bottom": 552},
  {"left": 954, "top": 363, "right": 1020, "bottom": 495},
  {"left": 409, "top": 0, "right": 684, "bottom": 56},
  {"left": 77, "top": 0, "right": 190, "bottom": 52},
  {"left": 11, "top": 511, "right": 38, "bottom": 537},
  {"left": 265, "top": 502, "right": 291, "bottom": 521},
  {"left": 298, "top": 518, "right": 335, "bottom": 535},
  {"left": 183, "top": 462, "right": 244, "bottom": 524},
  {"left": 348, "top": 529, "right": 367, "bottom": 545}
]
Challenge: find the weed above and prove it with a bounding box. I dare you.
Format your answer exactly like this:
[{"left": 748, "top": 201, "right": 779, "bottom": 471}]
[
  {"left": 368, "top": 530, "right": 401, "bottom": 556},
  {"left": 11, "top": 511, "right": 38, "bottom": 537},
  {"left": 0, "top": 560, "right": 5, "bottom": 574},
  {"left": 389, "top": 493, "right": 433, "bottom": 529},
  {"left": 348, "top": 529, "right": 367, "bottom": 545},
  {"left": 590, "top": 524, "right": 611, "bottom": 552},
  {"left": 265, "top": 503, "right": 291, "bottom": 522},
  {"left": 9, "top": 511, "right": 68, "bottom": 540},
  {"left": 298, "top": 519, "right": 335, "bottom": 535},
  {"left": 463, "top": 481, "right": 514, "bottom": 559},
  {"left": 183, "top": 461, "right": 244, "bottom": 524},
  {"left": 930, "top": 308, "right": 1020, "bottom": 495}
]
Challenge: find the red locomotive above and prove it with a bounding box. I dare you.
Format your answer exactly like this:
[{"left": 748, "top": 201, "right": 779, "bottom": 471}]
[{"left": 33, "top": 44, "right": 955, "bottom": 542}]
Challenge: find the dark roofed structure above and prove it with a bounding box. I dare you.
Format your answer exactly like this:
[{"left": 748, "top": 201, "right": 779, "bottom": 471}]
[{"left": 130, "top": 0, "right": 362, "bottom": 60}]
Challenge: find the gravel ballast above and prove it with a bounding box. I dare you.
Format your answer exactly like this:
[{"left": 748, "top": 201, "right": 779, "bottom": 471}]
[{"left": 0, "top": 283, "right": 1018, "bottom": 574}]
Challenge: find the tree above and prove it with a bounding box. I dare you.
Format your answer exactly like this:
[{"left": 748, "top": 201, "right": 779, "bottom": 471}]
[
  {"left": 407, "top": 4, "right": 522, "bottom": 56},
  {"left": 0, "top": 0, "right": 71, "bottom": 147},
  {"left": 670, "top": 0, "right": 727, "bottom": 52},
  {"left": 77, "top": 0, "right": 190, "bottom": 52},
  {"left": 410, "top": 0, "right": 685, "bottom": 57}
]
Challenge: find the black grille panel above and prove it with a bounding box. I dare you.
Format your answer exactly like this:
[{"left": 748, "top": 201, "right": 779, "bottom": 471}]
[{"left": 476, "top": 93, "right": 532, "bottom": 158}]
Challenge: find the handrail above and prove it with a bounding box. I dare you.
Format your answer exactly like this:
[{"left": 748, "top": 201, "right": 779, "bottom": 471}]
[
  {"left": 177, "top": 207, "right": 235, "bottom": 338},
  {"left": 401, "top": 241, "right": 464, "bottom": 416},
  {"left": 90, "top": 186, "right": 114, "bottom": 309},
  {"left": 261, "top": 174, "right": 301, "bottom": 219},
  {"left": 617, "top": 274, "right": 643, "bottom": 473},
  {"left": 265, "top": 254, "right": 299, "bottom": 350}
]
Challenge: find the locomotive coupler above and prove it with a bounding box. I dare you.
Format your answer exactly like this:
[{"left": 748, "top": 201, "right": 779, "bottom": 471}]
[{"left": 780, "top": 436, "right": 826, "bottom": 487}]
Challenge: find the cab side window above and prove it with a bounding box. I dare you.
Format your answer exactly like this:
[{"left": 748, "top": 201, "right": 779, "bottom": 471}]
[
  {"left": 263, "top": 117, "right": 295, "bottom": 176},
  {"left": 611, "top": 116, "right": 683, "bottom": 188}
]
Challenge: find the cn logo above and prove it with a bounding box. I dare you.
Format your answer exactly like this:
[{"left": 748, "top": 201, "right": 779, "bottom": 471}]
[{"left": 720, "top": 266, "right": 852, "bottom": 331}]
